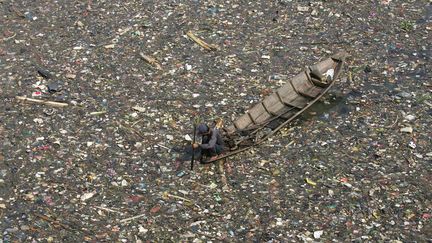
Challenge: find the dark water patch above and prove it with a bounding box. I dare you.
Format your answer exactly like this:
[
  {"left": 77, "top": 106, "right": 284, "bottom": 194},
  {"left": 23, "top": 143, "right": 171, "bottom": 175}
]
[{"left": 299, "top": 94, "right": 350, "bottom": 121}]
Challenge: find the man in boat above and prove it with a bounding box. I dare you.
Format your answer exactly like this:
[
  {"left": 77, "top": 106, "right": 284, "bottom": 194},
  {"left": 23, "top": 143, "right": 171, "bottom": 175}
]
[{"left": 192, "top": 122, "right": 225, "bottom": 162}]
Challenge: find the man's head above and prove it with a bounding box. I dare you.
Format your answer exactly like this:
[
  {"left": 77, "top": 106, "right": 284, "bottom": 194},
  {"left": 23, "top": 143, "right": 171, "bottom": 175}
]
[{"left": 197, "top": 123, "right": 209, "bottom": 135}]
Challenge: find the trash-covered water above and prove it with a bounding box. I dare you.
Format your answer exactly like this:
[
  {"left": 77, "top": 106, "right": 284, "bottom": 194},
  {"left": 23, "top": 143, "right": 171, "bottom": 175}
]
[{"left": 0, "top": 0, "right": 431, "bottom": 241}]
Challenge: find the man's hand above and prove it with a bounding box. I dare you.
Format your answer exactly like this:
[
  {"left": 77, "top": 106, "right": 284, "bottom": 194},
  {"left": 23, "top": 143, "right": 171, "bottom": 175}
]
[{"left": 192, "top": 143, "right": 199, "bottom": 149}]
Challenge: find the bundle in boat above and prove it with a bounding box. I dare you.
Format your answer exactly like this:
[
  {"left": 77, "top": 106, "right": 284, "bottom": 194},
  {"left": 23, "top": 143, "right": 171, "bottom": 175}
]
[{"left": 221, "top": 51, "right": 348, "bottom": 152}]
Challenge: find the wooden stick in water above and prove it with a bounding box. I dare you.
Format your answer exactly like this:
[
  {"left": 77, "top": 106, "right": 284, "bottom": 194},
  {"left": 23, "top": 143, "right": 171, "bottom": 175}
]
[
  {"left": 16, "top": 96, "right": 68, "bottom": 108},
  {"left": 186, "top": 31, "right": 218, "bottom": 51}
]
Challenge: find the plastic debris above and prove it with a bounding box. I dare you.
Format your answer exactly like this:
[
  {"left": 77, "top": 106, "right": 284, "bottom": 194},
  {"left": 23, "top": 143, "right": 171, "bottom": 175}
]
[
  {"left": 400, "top": 126, "right": 413, "bottom": 133},
  {"left": 305, "top": 178, "right": 317, "bottom": 187},
  {"left": 80, "top": 192, "right": 96, "bottom": 201},
  {"left": 314, "top": 230, "right": 324, "bottom": 239}
]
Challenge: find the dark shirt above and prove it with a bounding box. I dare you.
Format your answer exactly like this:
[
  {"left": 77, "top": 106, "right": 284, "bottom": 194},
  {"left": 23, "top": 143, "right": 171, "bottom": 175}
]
[{"left": 200, "top": 128, "right": 224, "bottom": 150}]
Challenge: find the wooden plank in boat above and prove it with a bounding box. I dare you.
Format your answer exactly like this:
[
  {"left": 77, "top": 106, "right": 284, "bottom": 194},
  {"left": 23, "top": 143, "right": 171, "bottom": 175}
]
[
  {"left": 277, "top": 83, "right": 309, "bottom": 108},
  {"left": 233, "top": 113, "right": 253, "bottom": 130},
  {"left": 291, "top": 73, "right": 323, "bottom": 98},
  {"left": 248, "top": 103, "right": 273, "bottom": 124},
  {"left": 262, "top": 93, "right": 297, "bottom": 117},
  {"left": 224, "top": 125, "right": 236, "bottom": 134},
  {"left": 280, "top": 109, "right": 298, "bottom": 119},
  {"left": 262, "top": 93, "right": 286, "bottom": 115},
  {"left": 331, "top": 52, "right": 348, "bottom": 61},
  {"left": 310, "top": 58, "right": 334, "bottom": 75}
]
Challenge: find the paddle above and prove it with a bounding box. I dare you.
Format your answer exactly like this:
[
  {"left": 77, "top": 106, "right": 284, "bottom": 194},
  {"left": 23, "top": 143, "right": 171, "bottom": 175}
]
[{"left": 190, "top": 122, "right": 197, "bottom": 170}]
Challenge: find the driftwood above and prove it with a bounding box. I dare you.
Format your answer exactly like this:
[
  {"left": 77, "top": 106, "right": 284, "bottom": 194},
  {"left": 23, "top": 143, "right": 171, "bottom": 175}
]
[
  {"left": 139, "top": 52, "right": 162, "bottom": 70},
  {"left": 93, "top": 206, "right": 123, "bottom": 214},
  {"left": 89, "top": 110, "right": 107, "bottom": 116},
  {"left": 186, "top": 31, "right": 218, "bottom": 51},
  {"left": 33, "top": 212, "right": 92, "bottom": 234},
  {"left": 162, "top": 192, "right": 194, "bottom": 204},
  {"left": 34, "top": 213, "right": 71, "bottom": 230},
  {"left": 120, "top": 192, "right": 197, "bottom": 224},
  {"left": 16, "top": 96, "right": 68, "bottom": 107},
  {"left": 119, "top": 213, "right": 147, "bottom": 224}
]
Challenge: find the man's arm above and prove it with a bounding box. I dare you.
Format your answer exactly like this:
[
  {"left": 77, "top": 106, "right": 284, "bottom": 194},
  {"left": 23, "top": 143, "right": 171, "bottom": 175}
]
[{"left": 200, "top": 130, "right": 217, "bottom": 149}]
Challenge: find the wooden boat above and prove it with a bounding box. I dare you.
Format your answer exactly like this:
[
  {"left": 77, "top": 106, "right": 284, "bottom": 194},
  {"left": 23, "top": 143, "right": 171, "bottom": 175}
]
[{"left": 204, "top": 51, "right": 348, "bottom": 163}]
